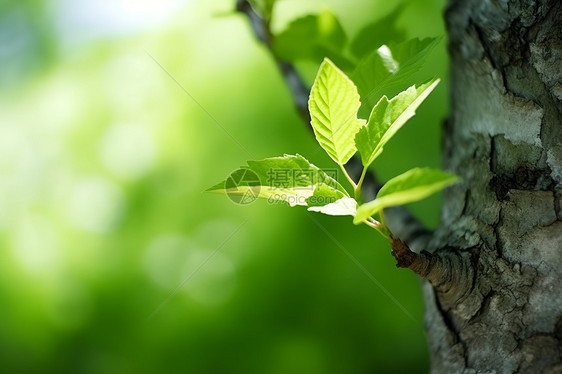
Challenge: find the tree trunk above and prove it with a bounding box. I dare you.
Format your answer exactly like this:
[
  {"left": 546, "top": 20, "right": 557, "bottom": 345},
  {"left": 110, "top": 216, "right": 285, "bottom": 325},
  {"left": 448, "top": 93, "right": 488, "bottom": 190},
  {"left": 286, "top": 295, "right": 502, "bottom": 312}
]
[{"left": 424, "top": 0, "right": 562, "bottom": 372}]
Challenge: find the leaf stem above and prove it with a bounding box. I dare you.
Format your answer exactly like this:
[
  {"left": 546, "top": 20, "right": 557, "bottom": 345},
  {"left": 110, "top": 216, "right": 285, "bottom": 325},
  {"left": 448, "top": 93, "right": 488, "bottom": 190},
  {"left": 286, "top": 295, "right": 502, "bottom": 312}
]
[
  {"left": 363, "top": 218, "right": 391, "bottom": 241},
  {"left": 379, "top": 209, "right": 387, "bottom": 229},
  {"left": 354, "top": 166, "right": 368, "bottom": 202},
  {"left": 339, "top": 164, "right": 357, "bottom": 190}
]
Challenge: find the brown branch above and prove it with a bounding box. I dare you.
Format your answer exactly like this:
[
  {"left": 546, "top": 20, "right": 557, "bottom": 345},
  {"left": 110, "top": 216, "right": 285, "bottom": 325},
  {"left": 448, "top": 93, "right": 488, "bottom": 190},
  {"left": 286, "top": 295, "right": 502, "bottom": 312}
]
[
  {"left": 235, "top": 0, "right": 432, "bottom": 249},
  {"left": 391, "top": 237, "right": 473, "bottom": 306}
]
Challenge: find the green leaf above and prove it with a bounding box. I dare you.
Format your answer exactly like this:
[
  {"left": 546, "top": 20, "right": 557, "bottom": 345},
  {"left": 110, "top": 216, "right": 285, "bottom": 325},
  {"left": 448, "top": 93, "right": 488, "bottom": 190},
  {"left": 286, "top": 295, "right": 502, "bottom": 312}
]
[
  {"left": 354, "top": 168, "right": 458, "bottom": 224},
  {"left": 273, "top": 10, "right": 349, "bottom": 66},
  {"left": 207, "top": 154, "right": 348, "bottom": 207},
  {"left": 305, "top": 183, "right": 346, "bottom": 207},
  {"left": 351, "top": 37, "right": 440, "bottom": 118},
  {"left": 355, "top": 79, "right": 439, "bottom": 168},
  {"left": 305, "top": 184, "right": 357, "bottom": 217},
  {"left": 349, "top": 4, "right": 406, "bottom": 59},
  {"left": 308, "top": 197, "right": 357, "bottom": 216},
  {"left": 309, "top": 58, "right": 366, "bottom": 165}
]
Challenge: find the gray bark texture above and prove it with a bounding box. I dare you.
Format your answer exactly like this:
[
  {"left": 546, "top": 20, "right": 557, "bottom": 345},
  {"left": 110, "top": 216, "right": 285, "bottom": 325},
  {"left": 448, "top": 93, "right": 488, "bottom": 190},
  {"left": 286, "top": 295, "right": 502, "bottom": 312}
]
[{"left": 424, "top": 0, "right": 562, "bottom": 372}]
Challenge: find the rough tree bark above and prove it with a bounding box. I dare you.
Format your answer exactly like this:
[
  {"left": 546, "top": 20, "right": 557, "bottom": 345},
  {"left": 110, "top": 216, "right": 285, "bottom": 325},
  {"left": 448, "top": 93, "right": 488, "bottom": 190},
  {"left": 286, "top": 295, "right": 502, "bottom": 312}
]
[
  {"left": 238, "top": 0, "right": 562, "bottom": 372},
  {"left": 422, "top": 0, "right": 562, "bottom": 372}
]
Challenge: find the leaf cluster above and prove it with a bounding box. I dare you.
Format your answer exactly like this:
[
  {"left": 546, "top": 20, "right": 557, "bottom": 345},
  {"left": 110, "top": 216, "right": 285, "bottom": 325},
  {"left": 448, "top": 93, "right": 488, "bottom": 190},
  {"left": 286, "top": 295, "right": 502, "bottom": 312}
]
[{"left": 209, "top": 5, "right": 458, "bottom": 240}]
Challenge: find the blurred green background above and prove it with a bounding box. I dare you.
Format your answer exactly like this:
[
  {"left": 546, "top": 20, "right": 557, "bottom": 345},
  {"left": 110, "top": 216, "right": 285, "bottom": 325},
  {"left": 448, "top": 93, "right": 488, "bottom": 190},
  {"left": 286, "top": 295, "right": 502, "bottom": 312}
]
[{"left": 0, "top": 0, "right": 448, "bottom": 372}]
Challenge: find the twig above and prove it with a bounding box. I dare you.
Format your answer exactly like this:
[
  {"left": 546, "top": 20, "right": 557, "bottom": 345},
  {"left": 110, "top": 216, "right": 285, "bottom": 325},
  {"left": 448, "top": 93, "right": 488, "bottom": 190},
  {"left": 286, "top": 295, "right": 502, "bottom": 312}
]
[{"left": 235, "top": 0, "right": 310, "bottom": 123}]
